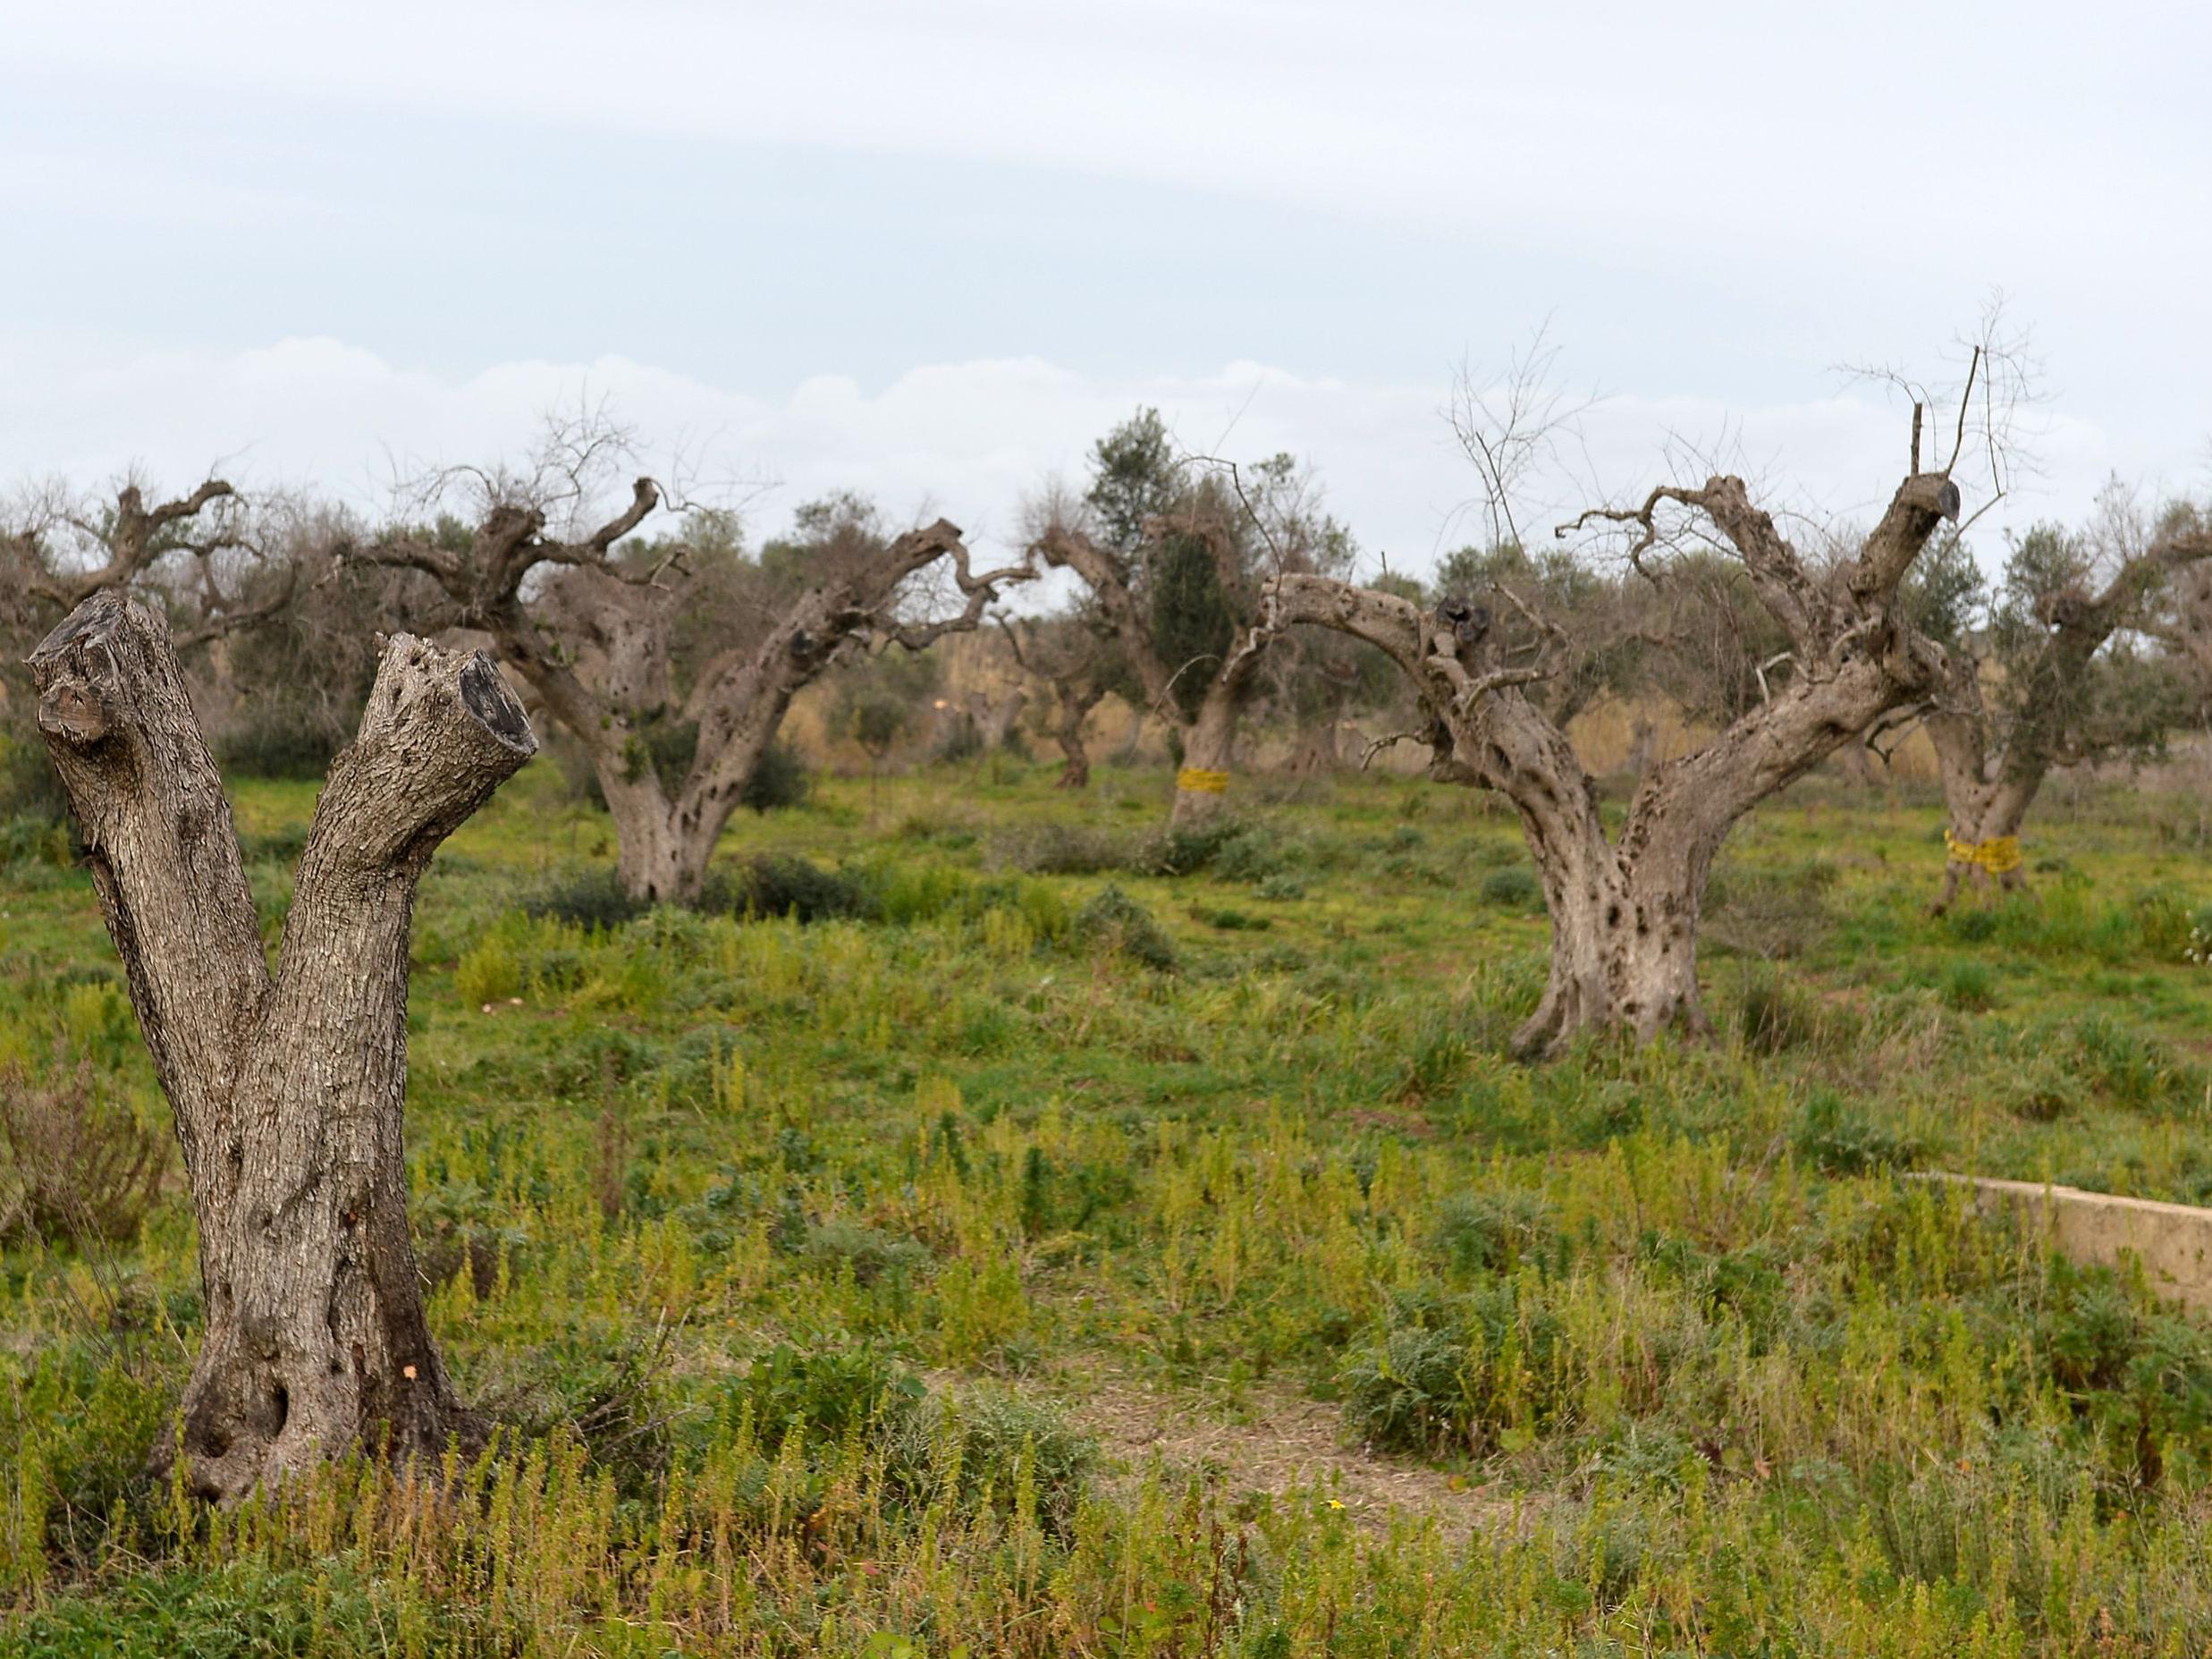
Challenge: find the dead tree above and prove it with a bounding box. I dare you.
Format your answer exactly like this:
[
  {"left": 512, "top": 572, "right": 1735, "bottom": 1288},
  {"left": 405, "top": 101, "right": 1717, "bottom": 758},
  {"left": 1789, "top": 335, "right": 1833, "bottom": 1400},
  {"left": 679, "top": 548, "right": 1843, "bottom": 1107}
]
[
  {"left": 3, "top": 476, "right": 292, "bottom": 648},
  {"left": 1923, "top": 504, "right": 2212, "bottom": 913},
  {"left": 1029, "top": 507, "right": 1265, "bottom": 825},
  {"left": 1250, "top": 468, "right": 1962, "bottom": 1057},
  {"left": 1030, "top": 412, "right": 1352, "bottom": 825},
  {"left": 355, "top": 448, "right": 1030, "bottom": 903},
  {"left": 1000, "top": 614, "right": 1122, "bottom": 787},
  {"left": 29, "top": 591, "right": 534, "bottom": 1500}
]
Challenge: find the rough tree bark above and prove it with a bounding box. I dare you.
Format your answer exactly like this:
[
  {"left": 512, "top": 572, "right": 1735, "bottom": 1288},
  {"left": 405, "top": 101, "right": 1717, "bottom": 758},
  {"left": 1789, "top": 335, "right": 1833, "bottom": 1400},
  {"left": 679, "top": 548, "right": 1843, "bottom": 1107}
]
[
  {"left": 1000, "top": 614, "right": 1114, "bottom": 788},
  {"left": 30, "top": 591, "right": 534, "bottom": 1500},
  {"left": 363, "top": 483, "right": 1027, "bottom": 904},
  {"left": 1924, "top": 527, "right": 2212, "bottom": 914},
  {"left": 1031, "top": 513, "right": 1266, "bottom": 827},
  {"left": 1048, "top": 683, "right": 1107, "bottom": 787},
  {"left": 1250, "top": 471, "right": 1960, "bottom": 1057}
]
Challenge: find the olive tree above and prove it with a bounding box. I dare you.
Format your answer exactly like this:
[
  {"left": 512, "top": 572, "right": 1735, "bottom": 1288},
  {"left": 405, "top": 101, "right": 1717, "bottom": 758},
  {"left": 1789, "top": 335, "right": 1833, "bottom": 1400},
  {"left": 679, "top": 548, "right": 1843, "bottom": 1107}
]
[
  {"left": 1000, "top": 613, "right": 1127, "bottom": 787},
  {"left": 1920, "top": 495, "right": 2212, "bottom": 911},
  {"left": 353, "top": 432, "right": 1030, "bottom": 902},
  {"left": 1028, "top": 409, "right": 1354, "bottom": 825},
  {"left": 29, "top": 591, "right": 534, "bottom": 1499}
]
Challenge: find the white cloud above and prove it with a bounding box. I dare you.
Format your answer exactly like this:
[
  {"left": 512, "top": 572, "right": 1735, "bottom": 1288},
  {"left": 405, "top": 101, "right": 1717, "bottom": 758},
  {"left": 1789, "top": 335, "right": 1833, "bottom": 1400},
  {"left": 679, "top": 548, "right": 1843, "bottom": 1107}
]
[{"left": 0, "top": 334, "right": 2129, "bottom": 581}]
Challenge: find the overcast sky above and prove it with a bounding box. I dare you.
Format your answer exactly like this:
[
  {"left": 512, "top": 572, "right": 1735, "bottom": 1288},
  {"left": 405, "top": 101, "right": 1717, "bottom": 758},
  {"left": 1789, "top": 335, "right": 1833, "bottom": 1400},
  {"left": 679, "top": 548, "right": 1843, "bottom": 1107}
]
[{"left": 4, "top": 0, "right": 2207, "bottom": 576}]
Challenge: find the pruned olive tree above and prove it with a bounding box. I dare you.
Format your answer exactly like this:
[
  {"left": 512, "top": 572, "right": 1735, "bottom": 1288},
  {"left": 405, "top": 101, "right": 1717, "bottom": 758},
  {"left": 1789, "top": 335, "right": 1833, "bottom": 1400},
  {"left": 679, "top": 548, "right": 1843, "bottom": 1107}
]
[
  {"left": 1000, "top": 613, "right": 1127, "bottom": 787},
  {"left": 353, "top": 430, "right": 1030, "bottom": 902},
  {"left": 2, "top": 475, "right": 296, "bottom": 673},
  {"left": 29, "top": 590, "right": 535, "bottom": 1500},
  {"left": 1253, "top": 468, "right": 1961, "bottom": 1055},
  {"left": 1918, "top": 494, "right": 2212, "bottom": 912},
  {"left": 1243, "top": 336, "right": 2014, "bottom": 1057},
  {"left": 1028, "top": 408, "right": 1355, "bottom": 825}
]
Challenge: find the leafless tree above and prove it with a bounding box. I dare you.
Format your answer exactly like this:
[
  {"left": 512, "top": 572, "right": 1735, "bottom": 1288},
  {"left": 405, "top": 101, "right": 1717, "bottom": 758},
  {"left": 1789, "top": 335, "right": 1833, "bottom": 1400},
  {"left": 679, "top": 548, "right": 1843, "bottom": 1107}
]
[
  {"left": 1028, "top": 410, "right": 1355, "bottom": 825},
  {"left": 1000, "top": 613, "right": 1125, "bottom": 787},
  {"left": 350, "top": 417, "right": 1031, "bottom": 901},
  {"left": 30, "top": 589, "right": 535, "bottom": 1500},
  {"left": 1923, "top": 491, "right": 2212, "bottom": 912},
  {"left": 3, "top": 473, "right": 292, "bottom": 648},
  {"left": 1240, "top": 344, "right": 2007, "bottom": 1057}
]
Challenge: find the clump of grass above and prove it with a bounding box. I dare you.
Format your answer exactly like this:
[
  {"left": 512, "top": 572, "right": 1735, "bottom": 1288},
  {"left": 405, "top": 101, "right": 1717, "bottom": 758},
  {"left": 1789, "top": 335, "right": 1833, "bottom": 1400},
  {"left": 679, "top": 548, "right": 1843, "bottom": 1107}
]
[
  {"left": 731, "top": 855, "right": 874, "bottom": 923},
  {"left": 2000, "top": 1056, "right": 2083, "bottom": 1122},
  {"left": 528, "top": 866, "right": 652, "bottom": 929},
  {"left": 1938, "top": 960, "right": 1999, "bottom": 1011},
  {"left": 1735, "top": 969, "right": 1819, "bottom": 1054},
  {"left": 1706, "top": 859, "right": 1836, "bottom": 959},
  {"left": 994, "top": 821, "right": 1130, "bottom": 876},
  {"left": 0, "top": 1054, "right": 168, "bottom": 1245},
  {"left": 1074, "top": 885, "right": 1177, "bottom": 970},
  {"left": 1479, "top": 866, "right": 1544, "bottom": 913},
  {"left": 1794, "top": 1088, "right": 1922, "bottom": 1174},
  {"left": 1432, "top": 1189, "right": 1557, "bottom": 1275}
]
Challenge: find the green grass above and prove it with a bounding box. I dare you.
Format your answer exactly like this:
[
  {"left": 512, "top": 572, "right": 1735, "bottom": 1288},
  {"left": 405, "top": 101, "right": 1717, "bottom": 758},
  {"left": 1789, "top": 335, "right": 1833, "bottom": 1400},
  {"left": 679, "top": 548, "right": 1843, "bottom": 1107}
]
[{"left": 6, "top": 758, "right": 2212, "bottom": 1654}]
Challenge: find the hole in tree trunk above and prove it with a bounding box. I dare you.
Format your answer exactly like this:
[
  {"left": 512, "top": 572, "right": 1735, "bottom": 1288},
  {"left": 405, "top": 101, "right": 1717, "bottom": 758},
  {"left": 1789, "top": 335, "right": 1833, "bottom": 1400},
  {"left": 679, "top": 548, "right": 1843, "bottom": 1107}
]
[{"left": 271, "top": 1382, "right": 289, "bottom": 1435}]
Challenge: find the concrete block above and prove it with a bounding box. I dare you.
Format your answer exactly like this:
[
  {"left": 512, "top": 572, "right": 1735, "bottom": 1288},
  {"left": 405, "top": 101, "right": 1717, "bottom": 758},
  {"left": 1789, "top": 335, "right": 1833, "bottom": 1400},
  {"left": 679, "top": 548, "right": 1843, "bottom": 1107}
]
[{"left": 1918, "top": 1172, "right": 2212, "bottom": 1310}]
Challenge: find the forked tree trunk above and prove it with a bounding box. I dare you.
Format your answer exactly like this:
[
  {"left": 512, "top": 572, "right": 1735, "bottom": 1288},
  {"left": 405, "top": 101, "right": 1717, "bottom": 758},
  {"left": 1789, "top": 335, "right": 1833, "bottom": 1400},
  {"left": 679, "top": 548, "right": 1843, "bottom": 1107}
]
[
  {"left": 594, "top": 707, "right": 781, "bottom": 906},
  {"left": 30, "top": 593, "right": 535, "bottom": 1501},
  {"left": 1051, "top": 685, "right": 1105, "bottom": 789},
  {"left": 1923, "top": 707, "right": 2034, "bottom": 915},
  {"left": 1169, "top": 684, "right": 1243, "bottom": 828},
  {"left": 1254, "top": 468, "right": 1959, "bottom": 1058}
]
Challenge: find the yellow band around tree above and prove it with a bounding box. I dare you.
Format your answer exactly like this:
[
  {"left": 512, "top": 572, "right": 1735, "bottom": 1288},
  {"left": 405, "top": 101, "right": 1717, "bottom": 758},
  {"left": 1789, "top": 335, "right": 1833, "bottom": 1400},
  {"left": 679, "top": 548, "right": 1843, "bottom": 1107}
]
[
  {"left": 1176, "top": 767, "right": 1230, "bottom": 794},
  {"left": 1945, "top": 831, "right": 2022, "bottom": 874}
]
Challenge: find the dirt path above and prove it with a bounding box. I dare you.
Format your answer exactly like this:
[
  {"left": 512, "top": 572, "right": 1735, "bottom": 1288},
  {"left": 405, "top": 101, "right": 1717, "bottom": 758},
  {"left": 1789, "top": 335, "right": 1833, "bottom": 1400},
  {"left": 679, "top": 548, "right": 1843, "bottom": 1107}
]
[{"left": 1029, "top": 1365, "right": 1525, "bottom": 1540}]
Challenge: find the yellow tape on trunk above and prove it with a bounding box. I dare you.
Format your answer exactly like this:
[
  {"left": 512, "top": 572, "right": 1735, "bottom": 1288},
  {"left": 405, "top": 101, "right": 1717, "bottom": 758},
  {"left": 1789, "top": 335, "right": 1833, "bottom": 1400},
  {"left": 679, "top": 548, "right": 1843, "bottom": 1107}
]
[
  {"left": 1176, "top": 767, "right": 1229, "bottom": 794},
  {"left": 1945, "top": 831, "right": 2022, "bottom": 874}
]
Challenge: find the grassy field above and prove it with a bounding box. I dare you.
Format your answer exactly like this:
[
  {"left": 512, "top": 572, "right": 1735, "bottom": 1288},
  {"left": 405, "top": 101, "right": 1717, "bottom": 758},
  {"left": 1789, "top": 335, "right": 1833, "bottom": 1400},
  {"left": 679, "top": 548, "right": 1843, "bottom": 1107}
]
[{"left": 6, "top": 754, "right": 2212, "bottom": 1655}]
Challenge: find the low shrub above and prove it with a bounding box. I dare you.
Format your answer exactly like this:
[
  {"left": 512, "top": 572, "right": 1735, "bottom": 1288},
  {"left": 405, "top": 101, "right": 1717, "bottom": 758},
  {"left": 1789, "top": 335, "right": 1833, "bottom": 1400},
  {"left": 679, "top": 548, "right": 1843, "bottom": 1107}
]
[
  {"left": 732, "top": 856, "right": 874, "bottom": 924},
  {"left": 995, "top": 822, "right": 1131, "bottom": 876},
  {"left": 1074, "top": 886, "right": 1177, "bottom": 971},
  {"left": 1735, "top": 969, "right": 1819, "bottom": 1054},
  {"left": 1939, "top": 960, "right": 1999, "bottom": 1012},
  {"left": 1432, "top": 1189, "right": 1558, "bottom": 1275},
  {"left": 1794, "top": 1089, "right": 1922, "bottom": 1175},
  {"left": 739, "top": 741, "right": 811, "bottom": 815},
  {"left": 0, "top": 1056, "right": 168, "bottom": 1245},
  {"left": 1479, "top": 867, "right": 1544, "bottom": 914},
  {"left": 528, "top": 868, "right": 653, "bottom": 930}
]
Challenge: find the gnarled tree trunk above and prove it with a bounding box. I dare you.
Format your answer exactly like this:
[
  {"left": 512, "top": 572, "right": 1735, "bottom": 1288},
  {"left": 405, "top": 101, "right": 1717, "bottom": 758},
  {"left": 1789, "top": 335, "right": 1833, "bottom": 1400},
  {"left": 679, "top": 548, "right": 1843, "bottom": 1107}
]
[
  {"left": 1923, "top": 703, "right": 2033, "bottom": 914},
  {"left": 30, "top": 592, "right": 534, "bottom": 1500},
  {"left": 1051, "top": 683, "right": 1107, "bottom": 788},
  {"left": 1169, "top": 682, "right": 1244, "bottom": 828},
  {"left": 1252, "top": 469, "right": 1959, "bottom": 1057}
]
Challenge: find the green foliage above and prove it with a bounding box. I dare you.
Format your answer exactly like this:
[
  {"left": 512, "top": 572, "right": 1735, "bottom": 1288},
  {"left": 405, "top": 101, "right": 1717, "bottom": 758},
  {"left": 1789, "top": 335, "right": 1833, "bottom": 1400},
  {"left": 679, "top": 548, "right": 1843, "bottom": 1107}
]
[
  {"left": 525, "top": 867, "right": 652, "bottom": 930},
  {"left": 0, "top": 731, "right": 67, "bottom": 828},
  {"left": 1897, "top": 530, "right": 1988, "bottom": 648},
  {"left": 1085, "top": 406, "right": 1178, "bottom": 553},
  {"left": 618, "top": 708, "right": 700, "bottom": 793},
  {"left": 1146, "top": 531, "right": 1236, "bottom": 723},
  {"left": 11, "top": 764, "right": 2212, "bottom": 1652},
  {"left": 739, "top": 740, "right": 811, "bottom": 815},
  {"left": 730, "top": 855, "right": 874, "bottom": 924},
  {"left": 1073, "top": 885, "right": 1176, "bottom": 969},
  {"left": 1479, "top": 866, "right": 1544, "bottom": 913}
]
